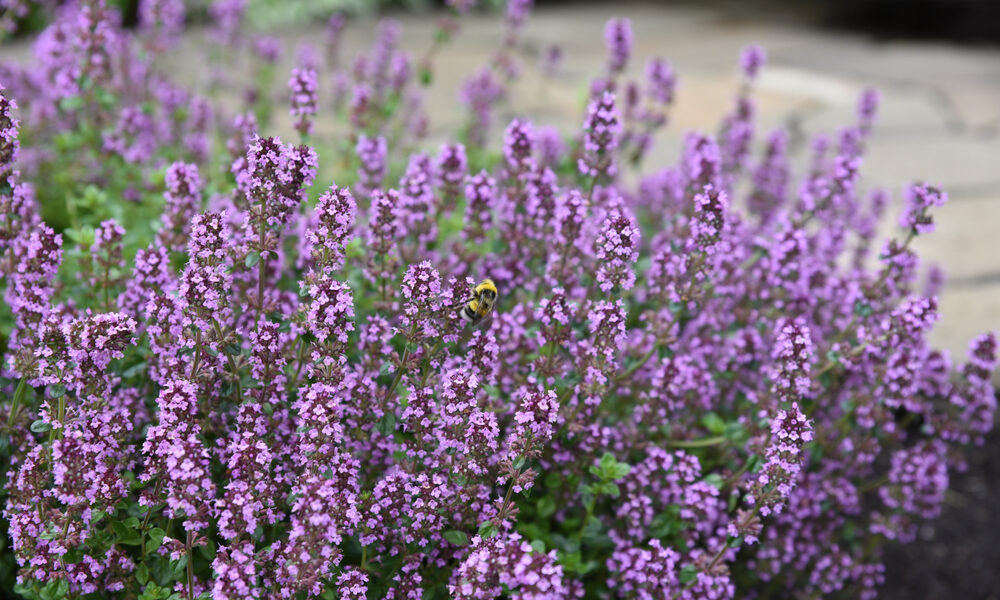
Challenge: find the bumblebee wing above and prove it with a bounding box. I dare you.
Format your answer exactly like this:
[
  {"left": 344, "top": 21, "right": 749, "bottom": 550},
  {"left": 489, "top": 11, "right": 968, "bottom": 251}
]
[{"left": 471, "top": 303, "right": 496, "bottom": 328}]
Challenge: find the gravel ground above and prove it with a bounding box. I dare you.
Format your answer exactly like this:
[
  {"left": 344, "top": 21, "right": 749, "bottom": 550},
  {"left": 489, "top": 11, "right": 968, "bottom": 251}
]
[{"left": 881, "top": 427, "right": 1000, "bottom": 600}]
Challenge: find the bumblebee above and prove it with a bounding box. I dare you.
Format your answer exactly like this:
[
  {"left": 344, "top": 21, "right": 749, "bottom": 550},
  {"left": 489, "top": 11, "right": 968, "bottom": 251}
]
[{"left": 458, "top": 279, "right": 498, "bottom": 324}]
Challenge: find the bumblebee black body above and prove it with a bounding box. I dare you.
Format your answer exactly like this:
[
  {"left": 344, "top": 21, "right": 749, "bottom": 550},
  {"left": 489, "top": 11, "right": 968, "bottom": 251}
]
[{"left": 460, "top": 279, "right": 498, "bottom": 324}]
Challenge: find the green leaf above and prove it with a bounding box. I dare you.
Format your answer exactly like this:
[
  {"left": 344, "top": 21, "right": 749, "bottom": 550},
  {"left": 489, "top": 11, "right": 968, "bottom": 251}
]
[
  {"left": 148, "top": 527, "right": 166, "bottom": 544},
  {"left": 679, "top": 564, "right": 698, "bottom": 585},
  {"left": 136, "top": 562, "right": 150, "bottom": 586},
  {"left": 477, "top": 522, "right": 498, "bottom": 539},
  {"left": 148, "top": 555, "right": 173, "bottom": 587},
  {"left": 245, "top": 251, "right": 261, "bottom": 268},
  {"left": 63, "top": 548, "right": 84, "bottom": 564},
  {"left": 728, "top": 535, "right": 744, "bottom": 548},
  {"left": 723, "top": 421, "right": 747, "bottom": 444},
  {"left": 581, "top": 515, "right": 603, "bottom": 540},
  {"left": 702, "top": 473, "right": 724, "bottom": 489},
  {"left": 701, "top": 412, "right": 726, "bottom": 435},
  {"left": 30, "top": 419, "right": 52, "bottom": 433},
  {"left": 443, "top": 530, "right": 469, "bottom": 546},
  {"left": 39, "top": 578, "right": 69, "bottom": 600},
  {"left": 122, "top": 362, "right": 147, "bottom": 378},
  {"left": 112, "top": 520, "right": 142, "bottom": 546},
  {"left": 376, "top": 412, "right": 397, "bottom": 436},
  {"left": 537, "top": 496, "right": 556, "bottom": 518},
  {"left": 558, "top": 550, "right": 584, "bottom": 574},
  {"left": 607, "top": 462, "right": 631, "bottom": 480},
  {"left": 48, "top": 383, "right": 66, "bottom": 398},
  {"left": 199, "top": 538, "right": 217, "bottom": 561}
]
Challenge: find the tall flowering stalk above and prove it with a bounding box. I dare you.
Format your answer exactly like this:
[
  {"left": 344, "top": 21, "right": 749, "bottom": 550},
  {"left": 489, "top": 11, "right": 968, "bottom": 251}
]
[{"left": 289, "top": 66, "right": 318, "bottom": 139}]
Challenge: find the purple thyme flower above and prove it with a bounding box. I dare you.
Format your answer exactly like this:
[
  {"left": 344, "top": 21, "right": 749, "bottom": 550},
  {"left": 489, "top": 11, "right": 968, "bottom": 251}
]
[
  {"left": 400, "top": 260, "right": 443, "bottom": 343},
  {"left": 0, "top": 85, "right": 19, "bottom": 182},
  {"left": 446, "top": 0, "right": 478, "bottom": 14},
  {"left": 243, "top": 136, "right": 318, "bottom": 259},
  {"left": 356, "top": 134, "right": 388, "bottom": 199},
  {"left": 337, "top": 567, "right": 369, "bottom": 599},
  {"left": 180, "top": 210, "right": 234, "bottom": 327},
  {"left": 748, "top": 129, "right": 790, "bottom": 224},
  {"left": 952, "top": 333, "right": 999, "bottom": 444},
  {"left": 251, "top": 35, "right": 282, "bottom": 63},
  {"left": 604, "top": 18, "right": 633, "bottom": 75},
  {"left": 62, "top": 311, "right": 137, "bottom": 397},
  {"left": 439, "top": 369, "right": 499, "bottom": 477},
  {"left": 274, "top": 467, "right": 361, "bottom": 597},
  {"left": 325, "top": 13, "right": 347, "bottom": 66},
  {"left": 158, "top": 162, "right": 202, "bottom": 253},
  {"left": 900, "top": 182, "right": 946, "bottom": 235},
  {"left": 503, "top": 118, "right": 536, "bottom": 177},
  {"left": 435, "top": 142, "right": 468, "bottom": 201},
  {"left": 505, "top": 0, "right": 534, "bottom": 29},
  {"left": 740, "top": 44, "right": 766, "bottom": 80},
  {"left": 450, "top": 532, "right": 568, "bottom": 599},
  {"left": 541, "top": 44, "right": 563, "bottom": 78},
  {"left": 645, "top": 57, "right": 677, "bottom": 105},
  {"left": 398, "top": 153, "right": 437, "bottom": 247},
  {"left": 138, "top": 0, "right": 184, "bottom": 51},
  {"left": 90, "top": 218, "right": 126, "bottom": 293},
  {"left": 682, "top": 131, "right": 721, "bottom": 191},
  {"left": 119, "top": 242, "right": 173, "bottom": 320},
  {"left": 578, "top": 91, "right": 622, "bottom": 179},
  {"left": 288, "top": 67, "right": 318, "bottom": 137},
  {"left": 211, "top": 0, "right": 246, "bottom": 45},
  {"left": 535, "top": 126, "right": 566, "bottom": 169},
  {"left": 460, "top": 67, "right": 504, "bottom": 147},
  {"left": 858, "top": 87, "right": 880, "bottom": 136},
  {"left": 690, "top": 185, "right": 728, "bottom": 254},
  {"left": 463, "top": 170, "right": 496, "bottom": 244},
  {"left": 607, "top": 539, "right": 680, "bottom": 597},
  {"left": 212, "top": 541, "right": 260, "bottom": 600},
  {"left": 6, "top": 224, "right": 62, "bottom": 357},
  {"left": 772, "top": 319, "right": 814, "bottom": 402},
  {"left": 880, "top": 440, "right": 949, "bottom": 524},
  {"left": 508, "top": 386, "right": 560, "bottom": 460},
  {"left": 743, "top": 401, "right": 813, "bottom": 519},
  {"left": 141, "top": 378, "right": 216, "bottom": 532},
  {"left": 595, "top": 207, "right": 640, "bottom": 294},
  {"left": 366, "top": 189, "right": 400, "bottom": 284},
  {"left": 305, "top": 277, "right": 356, "bottom": 381},
  {"left": 103, "top": 105, "right": 156, "bottom": 165},
  {"left": 306, "top": 185, "right": 356, "bottom": 274}
]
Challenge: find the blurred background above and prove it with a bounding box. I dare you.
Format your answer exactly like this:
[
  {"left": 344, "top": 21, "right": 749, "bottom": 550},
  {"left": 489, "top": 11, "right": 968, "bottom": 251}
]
[
  {"left": 2, "top": 1, "right": 999, "bottom": 598},
  {"left": 6, "top": 0, "right": 1000, "bottom": 38}
]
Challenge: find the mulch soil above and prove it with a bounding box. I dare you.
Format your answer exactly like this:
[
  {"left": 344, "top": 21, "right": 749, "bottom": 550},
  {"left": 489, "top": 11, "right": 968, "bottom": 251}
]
[{"left": 880, "top": 428, "right": 1000, "bottom": 600}]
